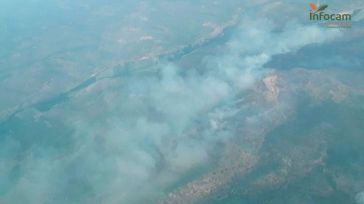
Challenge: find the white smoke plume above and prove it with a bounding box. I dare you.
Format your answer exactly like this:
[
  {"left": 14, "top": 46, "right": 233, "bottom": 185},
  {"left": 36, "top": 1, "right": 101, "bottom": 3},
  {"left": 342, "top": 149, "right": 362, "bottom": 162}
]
[{"left": 0, "top": 8, "right": 342, "bottom": 204}]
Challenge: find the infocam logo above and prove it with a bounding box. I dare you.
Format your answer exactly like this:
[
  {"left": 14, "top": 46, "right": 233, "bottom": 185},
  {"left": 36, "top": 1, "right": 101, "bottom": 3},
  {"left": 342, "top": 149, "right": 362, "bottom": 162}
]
[{"left": 309, "top": 3, "right": 352, "bottom": 28}]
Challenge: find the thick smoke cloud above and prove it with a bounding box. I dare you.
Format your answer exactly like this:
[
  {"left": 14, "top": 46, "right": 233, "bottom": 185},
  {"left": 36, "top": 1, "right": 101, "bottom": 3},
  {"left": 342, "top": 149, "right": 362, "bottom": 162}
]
[{"left": 0, "top": 10, "right": 343, "bottom": 204}]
